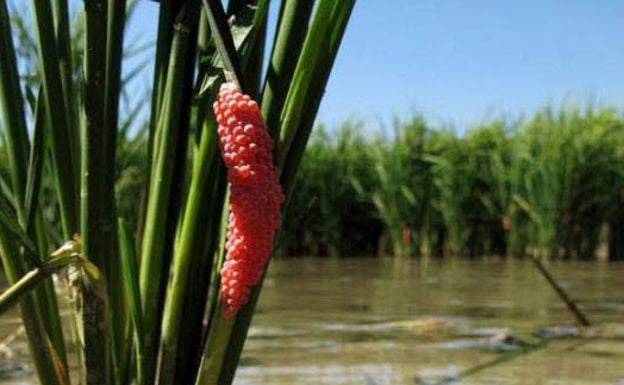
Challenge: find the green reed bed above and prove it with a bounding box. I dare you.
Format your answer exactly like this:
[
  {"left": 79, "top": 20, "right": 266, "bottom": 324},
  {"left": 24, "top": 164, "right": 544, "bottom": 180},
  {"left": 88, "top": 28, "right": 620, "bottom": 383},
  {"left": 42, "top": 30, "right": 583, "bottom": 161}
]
[
  {"left": 280, "top": 106, "right": 624, "bottom": 260},
  {"left": 0, "top": 1, "right": 356, "bottom": 384}
]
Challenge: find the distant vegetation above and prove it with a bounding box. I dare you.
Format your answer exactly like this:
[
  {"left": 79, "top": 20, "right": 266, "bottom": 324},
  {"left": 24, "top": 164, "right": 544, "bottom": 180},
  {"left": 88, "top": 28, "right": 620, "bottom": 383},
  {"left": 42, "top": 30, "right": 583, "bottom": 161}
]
[
  {"left": 2, "top": 105, "right": 623, "bottom": 260},
  {"left": 280, "top": 106, "right": 624, "bottom": 260}
]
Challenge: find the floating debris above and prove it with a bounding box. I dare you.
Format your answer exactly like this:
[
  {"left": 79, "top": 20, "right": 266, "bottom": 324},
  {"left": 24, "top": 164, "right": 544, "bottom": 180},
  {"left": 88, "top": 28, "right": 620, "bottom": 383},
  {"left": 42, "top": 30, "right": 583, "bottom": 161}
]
[{"left": 534, "top": 324, "right": 580, "bottom": 339}]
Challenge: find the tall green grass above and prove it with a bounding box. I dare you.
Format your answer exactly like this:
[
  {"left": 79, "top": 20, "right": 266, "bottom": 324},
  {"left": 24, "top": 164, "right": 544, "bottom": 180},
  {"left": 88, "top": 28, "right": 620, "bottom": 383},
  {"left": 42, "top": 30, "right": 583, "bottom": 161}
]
[
  {"left": 280, "top": 106, "right": 624, "bottom": 260},
  {"left": 0, "top": 1, "right": 356, "bottom": 384}
]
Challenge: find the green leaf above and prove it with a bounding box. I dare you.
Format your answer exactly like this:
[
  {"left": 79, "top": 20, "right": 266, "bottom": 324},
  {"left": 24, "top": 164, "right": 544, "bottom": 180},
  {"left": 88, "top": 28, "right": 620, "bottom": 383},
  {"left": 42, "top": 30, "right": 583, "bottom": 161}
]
[
  {"left": 24, "top": 86, "right": 46, "bottom": 234},
  {"left": 118, "top": 218, "right": 145, "bottom": 385}
]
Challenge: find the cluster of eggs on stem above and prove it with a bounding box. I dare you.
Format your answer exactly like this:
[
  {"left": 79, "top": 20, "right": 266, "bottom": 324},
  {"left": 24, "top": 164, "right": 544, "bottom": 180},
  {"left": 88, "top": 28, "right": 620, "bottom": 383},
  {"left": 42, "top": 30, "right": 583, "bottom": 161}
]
[{"left": 213, "top": 81, "right": 283, "bottom": 318}]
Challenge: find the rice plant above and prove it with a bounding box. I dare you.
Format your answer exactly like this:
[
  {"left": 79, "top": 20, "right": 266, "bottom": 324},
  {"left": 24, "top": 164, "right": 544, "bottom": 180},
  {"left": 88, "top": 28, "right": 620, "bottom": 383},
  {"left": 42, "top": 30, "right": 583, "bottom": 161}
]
[
  {"left": 279, "top": 122, "right": 381, "bottom": 256},
  {"left": 350, "top": 115, "right": 435, "bottom": 257},
  {"left": 281, "top": 107, "right": 624, "bottom": 260},
  {"left": 0, "top": 1, "right": 356, "bottom": 384}
]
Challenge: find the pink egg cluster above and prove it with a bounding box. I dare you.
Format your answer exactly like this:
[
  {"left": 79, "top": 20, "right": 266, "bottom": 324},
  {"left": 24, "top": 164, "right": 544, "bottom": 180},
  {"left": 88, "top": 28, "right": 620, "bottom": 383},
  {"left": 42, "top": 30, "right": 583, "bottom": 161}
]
[{"left": 213, "top": 82, "right": 284, "bottom": 318}]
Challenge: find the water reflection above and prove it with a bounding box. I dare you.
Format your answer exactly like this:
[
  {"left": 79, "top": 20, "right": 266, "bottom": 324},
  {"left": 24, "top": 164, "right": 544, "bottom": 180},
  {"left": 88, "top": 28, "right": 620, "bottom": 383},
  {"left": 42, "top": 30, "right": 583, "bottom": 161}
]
[
  {"left": 0, "top": 258, "right": 622, "bottom": 384},
  {"left": 236, "top": 258, "right": 624, "bottom": 385}
]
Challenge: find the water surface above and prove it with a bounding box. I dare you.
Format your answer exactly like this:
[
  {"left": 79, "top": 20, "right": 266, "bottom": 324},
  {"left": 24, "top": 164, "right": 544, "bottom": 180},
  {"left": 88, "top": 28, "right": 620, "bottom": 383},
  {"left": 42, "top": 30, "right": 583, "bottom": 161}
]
[
  {"left": 236, "top": 258, "right": 624, "bottom": 385},
  {"left": 0, "top": 258, "right": 623, "bottom": 384}
]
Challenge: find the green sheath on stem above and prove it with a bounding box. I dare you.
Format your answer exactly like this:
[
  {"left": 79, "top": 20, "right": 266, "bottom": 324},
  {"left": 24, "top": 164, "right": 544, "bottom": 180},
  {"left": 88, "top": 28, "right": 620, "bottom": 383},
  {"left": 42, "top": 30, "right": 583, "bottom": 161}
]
[{"left": 139, "top": 6, "right": 196, "bottom": 383}]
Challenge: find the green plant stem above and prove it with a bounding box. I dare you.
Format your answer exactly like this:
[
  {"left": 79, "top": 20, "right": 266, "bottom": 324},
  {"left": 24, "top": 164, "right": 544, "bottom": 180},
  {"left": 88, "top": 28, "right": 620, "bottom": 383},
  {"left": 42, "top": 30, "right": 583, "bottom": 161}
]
[
  {"left": 1, "top": 0, "right": 69, "bottom": 372},
  {"left": 194, "top": 311, "right": 235, "bottom": 385},
  {"left": 158, "top": 117, "right": 219, "bottom": 385},
  {"left": 276, "top": 0, "right": 333, "bottom": 167},
  {"left": 173, "top": 162, "right": 226, "bottom": 384},
  {"left": 261, "top": 0, "right": 314, "bottom": 140},
  {"left": 146, "top": 1, "right": 177, "bottom": 173},
  {"left": 52, "top": 0, "right": 80, "bottom": 181},
  {"left": 138, "top": 0, "right": 177, "bottom": 246},
  {"left": 31, "top": 0, "right": 79, "bottom": 238},
  {"left": 118, "top": 218, "right": 145, "bottom": 385},
  {"left": 24, "top": 87, "right": 46, "bottom": 234},
  {"left": 105, "top": 1, "right": 129, "bottom": 382},
  {"left": 0, "top": 0, "right": 29, "bottom": 215},
  {"left": 82, "top": 1, "right": 118, "bottom": 384},
  {"left": 279, "top": 0, "right": 355, "bottom": 191},
  {"left": 139, "top": 6, "right": 197, "bottom": 383}
]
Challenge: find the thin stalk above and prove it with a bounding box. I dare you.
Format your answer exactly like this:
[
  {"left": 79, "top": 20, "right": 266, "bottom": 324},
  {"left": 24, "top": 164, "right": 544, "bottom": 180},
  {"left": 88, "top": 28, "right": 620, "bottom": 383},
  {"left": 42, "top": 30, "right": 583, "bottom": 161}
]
[
  {"left": 155, "top": 0, "right": 204, "bottom": 380},
  {"left": 531, "top": 256, "right": 591, "bottom": 327},
  {"left": 205, "top": 186, "right": 230, "bottom": 326},
  {"left": 158, "top": 116, "right": 219, "bottom": 385},
  {"left": 194, "top": 311, "right": 235, "bottom": 385},
  {"left": 24, "top": 87, "right": 46, "bottom": 234},
  {"left": 82, "top": 1, "right": 114, "bottom": 384},
  {"left": 149, "top": 0, "right": 176, "bottom": 139},
  {"left": 146, "top": 0, "right": 174, "bottom": 165},
  {"left": 169, "top": 18, "right": 221, "bottom": 382},
  {"left": 118, "top": 219, "right": 145, "bottom": 385},
  {"left": 158, "top": 139, "right": 214, "bottom": 378},
  {"left": 280, "top": 0, "right": 355, "bottom": 190},
  {"left": 173, "top": 162, "right": 226, "bottom": 385},
  {"left": 0, "top": 0, "right": 29, "bottom": 219},
  {"left": 30, "top": 92, "right": 69, "bottom": 373},
  {"left": 261, "top": 0, "right": 314, "bottom": 140},
  {"left": 139, "top": 5, "right": 196, "bottom": 383},
  {"left": 31, "top": 0, "right": 79, "bottom": 238},
  {"left": 2, "top": 1, "right": 68, "bottom": 371},
  {"left": 52, "top": 0, "right": 80, "bottom": 183},
  {"left": 105, "top": 0, "right": 129, "bottom": 382},
  {"left": 243, "top": 18, "right": 266, "bottom": 98},
  {"left": 276, "top": 0, "right": 334, "bottom": 167},
  {"left": 138, "top": 0, "right": 175, "bottom": 249},
  {"left": 192, "top": 10, "right": 214, "bottom": 140}
]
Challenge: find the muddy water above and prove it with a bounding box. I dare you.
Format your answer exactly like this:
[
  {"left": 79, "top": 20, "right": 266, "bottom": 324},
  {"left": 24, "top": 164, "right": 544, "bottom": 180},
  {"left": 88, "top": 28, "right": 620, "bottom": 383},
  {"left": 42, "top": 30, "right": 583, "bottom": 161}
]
[
  {"left": 236, "top": 258, "right": 624, "bottom": 385},
  {"left": 1, "top": 258, "right": 623, "bottom": 384},
  {"left": 0, "top": 298, "right": 34, "bottom": 385}
]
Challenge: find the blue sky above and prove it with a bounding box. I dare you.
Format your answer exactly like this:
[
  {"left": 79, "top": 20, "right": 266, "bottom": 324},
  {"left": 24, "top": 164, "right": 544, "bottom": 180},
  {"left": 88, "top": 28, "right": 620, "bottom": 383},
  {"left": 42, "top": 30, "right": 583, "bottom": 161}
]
[
  {"left": 129, "top": 1, "right": 624, "bottom": 133},
  {"left": 321, "top": 1, "right": 624, "bottom": 131}
]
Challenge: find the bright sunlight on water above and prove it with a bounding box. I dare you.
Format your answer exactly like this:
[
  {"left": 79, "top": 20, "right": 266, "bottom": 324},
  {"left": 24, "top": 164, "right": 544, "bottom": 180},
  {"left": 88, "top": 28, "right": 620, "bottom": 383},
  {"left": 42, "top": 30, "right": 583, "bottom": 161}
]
[
  {"left": 235, "top": 258, "right": 624, "bottom": 385},
  {"left": 0, "top": 258, "right": 623, "bottom": 384}
]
